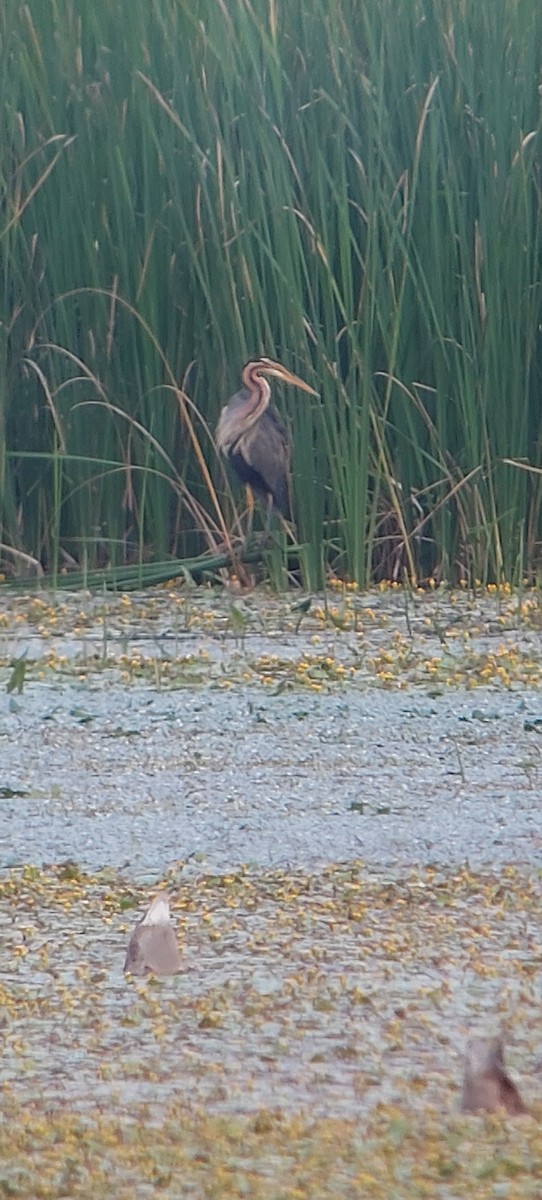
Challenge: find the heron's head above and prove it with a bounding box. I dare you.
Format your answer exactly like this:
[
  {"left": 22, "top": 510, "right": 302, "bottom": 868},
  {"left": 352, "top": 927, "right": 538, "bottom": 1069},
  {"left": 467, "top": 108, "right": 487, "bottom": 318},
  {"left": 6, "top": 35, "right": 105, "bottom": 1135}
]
[{"left": 243, "top": 357, "right": 318, "bottom": 397}]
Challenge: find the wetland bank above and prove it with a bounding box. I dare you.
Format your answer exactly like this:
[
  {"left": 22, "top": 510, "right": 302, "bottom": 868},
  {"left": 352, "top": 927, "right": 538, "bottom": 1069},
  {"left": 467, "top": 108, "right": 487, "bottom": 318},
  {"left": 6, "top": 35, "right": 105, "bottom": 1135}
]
[{"left": 2, "top": 584, "right": 542, "bottom": 1198}]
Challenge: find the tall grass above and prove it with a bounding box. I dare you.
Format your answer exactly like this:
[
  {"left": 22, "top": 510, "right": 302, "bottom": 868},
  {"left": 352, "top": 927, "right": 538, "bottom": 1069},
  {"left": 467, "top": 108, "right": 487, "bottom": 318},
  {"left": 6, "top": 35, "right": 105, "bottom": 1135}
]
[{"left": 1, "top": 0, "right": 542, "bottom": 586}]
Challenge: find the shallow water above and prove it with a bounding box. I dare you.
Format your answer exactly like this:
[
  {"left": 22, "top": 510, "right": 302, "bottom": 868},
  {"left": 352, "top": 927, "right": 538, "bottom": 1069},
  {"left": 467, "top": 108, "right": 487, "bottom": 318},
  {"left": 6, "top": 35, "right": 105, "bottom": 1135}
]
[{"left": 1, "top": 679, "right": 541, "bottom": 877}]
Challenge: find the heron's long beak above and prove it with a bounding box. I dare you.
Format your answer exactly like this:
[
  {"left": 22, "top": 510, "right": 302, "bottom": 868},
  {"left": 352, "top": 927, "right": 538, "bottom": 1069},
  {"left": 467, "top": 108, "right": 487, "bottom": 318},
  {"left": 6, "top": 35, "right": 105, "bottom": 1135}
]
[{"left": 266, "top": 365, "right": 319, "bottom": 396}]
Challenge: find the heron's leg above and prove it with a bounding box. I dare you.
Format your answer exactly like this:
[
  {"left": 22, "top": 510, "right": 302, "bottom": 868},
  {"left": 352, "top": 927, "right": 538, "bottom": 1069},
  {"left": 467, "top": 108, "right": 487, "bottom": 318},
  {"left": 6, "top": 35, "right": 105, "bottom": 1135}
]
[
  {"left": 245, "top": 485, "right": 255, "bottom": 542},
  {"left": 264, "top": 492, "right": 274, "bottom": 534},
  {"left": 257, "top": 493, "right": 277, "bottom": 548}
]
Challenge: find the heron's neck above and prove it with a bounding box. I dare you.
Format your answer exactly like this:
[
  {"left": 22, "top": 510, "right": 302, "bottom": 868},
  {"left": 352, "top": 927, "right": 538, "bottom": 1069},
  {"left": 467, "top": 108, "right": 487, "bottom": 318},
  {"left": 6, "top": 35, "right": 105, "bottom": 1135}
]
[{"left": 241, "top": 367, "right": 271, "bottom": 426}]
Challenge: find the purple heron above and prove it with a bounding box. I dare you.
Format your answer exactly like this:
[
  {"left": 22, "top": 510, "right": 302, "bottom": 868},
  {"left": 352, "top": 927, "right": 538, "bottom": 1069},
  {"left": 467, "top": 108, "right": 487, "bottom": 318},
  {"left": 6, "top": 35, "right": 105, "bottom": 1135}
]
[{"left": 216, "top": 357, "right": 318, "bottom": 520}]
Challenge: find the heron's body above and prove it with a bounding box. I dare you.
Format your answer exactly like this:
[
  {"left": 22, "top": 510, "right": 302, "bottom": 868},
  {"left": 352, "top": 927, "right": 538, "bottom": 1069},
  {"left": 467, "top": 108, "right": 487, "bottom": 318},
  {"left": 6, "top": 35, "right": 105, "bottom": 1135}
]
[
  {"left": 216, "top": 357, "right": 317, "bottom": 518},
  {"left": 225, "top": 391, "right": 290, "bottom": 513}
]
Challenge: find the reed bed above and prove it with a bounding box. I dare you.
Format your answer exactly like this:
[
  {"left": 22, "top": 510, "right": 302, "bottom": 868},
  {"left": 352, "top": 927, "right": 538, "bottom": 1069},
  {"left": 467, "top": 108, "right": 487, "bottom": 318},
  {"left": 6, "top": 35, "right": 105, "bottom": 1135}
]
[{"left": 1, "top": 0, "right": 541, "bottom": 587}]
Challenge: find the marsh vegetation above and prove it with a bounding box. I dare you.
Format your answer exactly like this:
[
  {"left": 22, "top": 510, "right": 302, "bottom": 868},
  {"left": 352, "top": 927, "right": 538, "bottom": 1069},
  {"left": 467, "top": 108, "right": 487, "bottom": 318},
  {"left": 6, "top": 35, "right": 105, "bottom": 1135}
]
[{"left": 1, "top": 0, "right": 542, "bottom": 588}]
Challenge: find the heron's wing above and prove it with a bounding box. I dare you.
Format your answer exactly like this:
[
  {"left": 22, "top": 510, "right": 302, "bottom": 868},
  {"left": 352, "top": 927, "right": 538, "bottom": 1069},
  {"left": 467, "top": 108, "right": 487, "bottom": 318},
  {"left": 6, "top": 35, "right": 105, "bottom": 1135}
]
[
  {"left": 243, "top": 406, "right": 291, "bottom": 512},
  {"left": 216, "top": 388, "right": 250, "bottom": 455}
]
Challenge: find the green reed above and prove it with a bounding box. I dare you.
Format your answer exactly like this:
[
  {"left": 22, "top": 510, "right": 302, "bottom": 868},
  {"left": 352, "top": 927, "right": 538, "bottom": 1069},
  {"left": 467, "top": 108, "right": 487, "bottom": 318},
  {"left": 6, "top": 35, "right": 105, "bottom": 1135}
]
[{"left": 1, "top": 0, "right": 541, "bottom": 586}]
